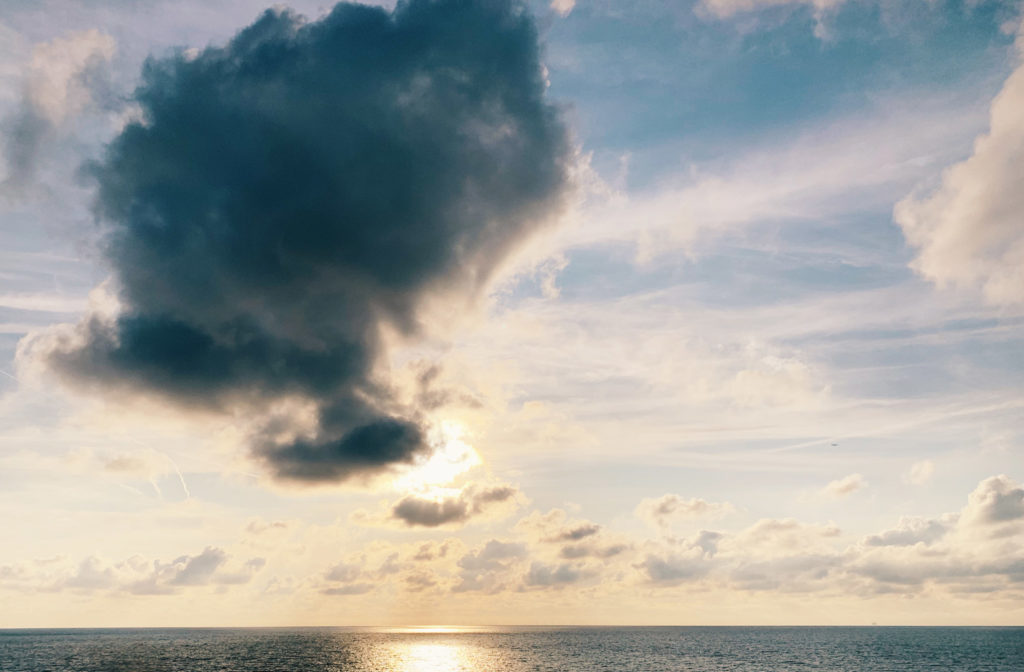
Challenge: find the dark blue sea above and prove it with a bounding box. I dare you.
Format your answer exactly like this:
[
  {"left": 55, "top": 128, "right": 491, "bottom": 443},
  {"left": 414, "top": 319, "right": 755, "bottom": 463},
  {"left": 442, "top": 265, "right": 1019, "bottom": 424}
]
[{"left": 1, "top": 626, "right": 1022, "bottom": 671}]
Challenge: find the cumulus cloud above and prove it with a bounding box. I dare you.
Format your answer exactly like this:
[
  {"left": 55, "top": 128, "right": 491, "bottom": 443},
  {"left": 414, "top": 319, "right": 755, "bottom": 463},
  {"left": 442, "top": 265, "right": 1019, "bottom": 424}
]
[
  {"left": 349, "top": 483, "right": 520, "bottom": 528},
  {"left": 459, "top": 540, "right": 527, "bottom": 570},
  {"left": 820, "top": 473, "right": 867, "bottom": 498},
  {"left": 404, "top": 571, "right": 438, "bottom": 592},
  {"left": 324, "top": 561, "right": 362, "bottom": 583},
  {"left": 0, "top": 547, "right": 264, "bottom": 595},
  {"left": 320, "top": 552, "right": 411, "bottom": 596},
  {"left": 322, "top": 583, "right": 375, "bottom": 596},
  {"left": 904, "top": 459, "right": 935, "bottom": 486},
  {"left": 412, "top": 541, "right": 453, "bottom": 562},
  {"left": 636, "top": 520, "right": 839, "bottom": 590},
  {"left": 516, "top": 509, "right": 628, "bottom": 561},
  {"left": 559, "top": 542, "right": 629, "bottom": 560},
  {"left": 726, "top": 518, "right": 841, "bottom": 558},
  {"left": 863, "top": 516, "right": 951, "bottom": 547},
  {"left": 127, "top": 548, "right": 265, "bottom": 594},
  {"left": 389, "top": 484, "right": 520, "bottom": 528},
  {"left": 167, "top": 547, "right": 227, "bottom": 586},
  {"left": 636, "top": 547, "right": 714, "bottom": 585},
  {"left": 244, "top": 519, "right": 289, "bottom": 535},
  {"left": 551, "top": 522, "right": 601, "bottom": 541},
  {"left": 523, "top": 561, "right": 585, "bottom": 587},
  {"left": 636, "top": 494, "right": 734, "bottom": 529},
  {"left": 960, "top": 474, "right": 1024, "bottom": 529},
  {"left": 728, "top": 553, "right": 840, "bottom": 592},
  {"left": 634, "top": 529, "right": 726, "bottom": 585},
  {"left": 516, "top": 509, "right": 601, "bottom": 541},
  {"left": 895, "top": 30, "right": 1024, "bottom": 306},
  {"left": 838, "top": 476, "right": 1024, "bottom": 594},
  {"left": 453, "top": 539, "right": 527, "bottom": 593},
  {"left": 23, "top": 0, "right": 571, "bottom": 484},
  {"left": 2, "top": 476, "right": 1020, "bottom": 603},
  {"left": 691, "top": 477, "right": 1024, "bottom": 596},
  {"left": 1, "top": 29, "right": 115, "bottom": 195}
]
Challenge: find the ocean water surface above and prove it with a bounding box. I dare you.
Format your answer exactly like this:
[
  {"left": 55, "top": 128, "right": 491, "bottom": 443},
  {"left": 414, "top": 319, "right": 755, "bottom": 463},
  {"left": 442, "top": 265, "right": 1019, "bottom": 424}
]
[{"left": 1, "top": 626, "right": 1022, "bottom": 671}]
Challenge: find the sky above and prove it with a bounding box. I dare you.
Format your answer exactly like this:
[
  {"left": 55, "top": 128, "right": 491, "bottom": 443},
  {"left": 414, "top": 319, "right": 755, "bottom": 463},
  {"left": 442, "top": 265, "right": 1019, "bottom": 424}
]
[{"left": 0, "top": 0, "right": 1023, "bottom": 627}]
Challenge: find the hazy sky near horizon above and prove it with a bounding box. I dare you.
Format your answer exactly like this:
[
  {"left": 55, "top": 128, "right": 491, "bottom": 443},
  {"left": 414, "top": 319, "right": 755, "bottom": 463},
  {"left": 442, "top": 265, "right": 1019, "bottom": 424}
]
[{"left": 1, "top": 0, "right": 1023, "bottom": 627}]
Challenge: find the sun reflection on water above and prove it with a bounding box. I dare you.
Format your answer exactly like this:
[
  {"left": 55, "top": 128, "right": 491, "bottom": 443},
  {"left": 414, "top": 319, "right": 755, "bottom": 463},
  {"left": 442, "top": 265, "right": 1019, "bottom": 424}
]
[
  {"left": 394, "top": 642, "right": 469, "bottom": 672},
  {"left": 382, "top": 626, "right": 491, "bottom": 634},
  {"left": 348, "top": 627, "right": 508, "bottom": 671}
]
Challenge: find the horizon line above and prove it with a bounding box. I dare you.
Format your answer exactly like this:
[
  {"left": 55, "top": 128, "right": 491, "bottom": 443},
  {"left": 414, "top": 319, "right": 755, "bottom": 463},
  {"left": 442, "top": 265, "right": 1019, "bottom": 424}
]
[{"left": 2, "top": 624, "right": 1022, "bottom": 631}]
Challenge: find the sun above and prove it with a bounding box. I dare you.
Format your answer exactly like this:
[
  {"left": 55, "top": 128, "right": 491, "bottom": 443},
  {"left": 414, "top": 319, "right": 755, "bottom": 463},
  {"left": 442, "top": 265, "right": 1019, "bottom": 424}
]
[{"left": 393, "top": 421, "right": 481, "bottom": 492}]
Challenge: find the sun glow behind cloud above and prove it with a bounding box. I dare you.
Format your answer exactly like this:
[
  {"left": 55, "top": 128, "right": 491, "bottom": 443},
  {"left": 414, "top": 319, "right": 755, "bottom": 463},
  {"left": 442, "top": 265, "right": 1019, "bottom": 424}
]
[{"left": 392, "top": 421, "right": 482, "bottom": 494}]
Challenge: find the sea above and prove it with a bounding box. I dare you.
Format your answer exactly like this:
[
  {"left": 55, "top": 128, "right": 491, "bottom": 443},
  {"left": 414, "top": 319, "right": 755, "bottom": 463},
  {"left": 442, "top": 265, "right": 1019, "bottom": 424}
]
[{"left": 1, "top": 626, "right": 1022, "bottom": 671}]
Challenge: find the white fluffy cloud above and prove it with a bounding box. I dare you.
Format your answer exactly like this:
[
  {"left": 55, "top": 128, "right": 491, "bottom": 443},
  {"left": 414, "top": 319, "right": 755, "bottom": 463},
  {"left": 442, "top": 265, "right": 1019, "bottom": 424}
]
[
  {"left": 895, "top": 33, "right": 1024, "bottom": 306},
  {"left": 637, "top": 475, "right": 1024, "bottom": 596},
  {"left": 0, "top": 475, "right": 1020, "bottom": 609},
  {"left": 847, "top": 476, "right": 1024, "bottom": 593},
  {"left": 862, "top": 515, "right": 952, "bottom": 547},
  {"left": 960, "top": 474, "right": 1024, "bottom": 530},
  {"left": 0, "top": 547, "right": 264, "bottom": 595},
  {"left": 820, "top": 473, "right": 868, "bottom": 498},
  {"left": 905, "top": 459, "right": 935, "bottom": 486},
  {"left": 636, "top": 494, "right": 735, "bottom": 529},
  {"left": 516, "top": 509, "right": 630, "bottom": 561}
]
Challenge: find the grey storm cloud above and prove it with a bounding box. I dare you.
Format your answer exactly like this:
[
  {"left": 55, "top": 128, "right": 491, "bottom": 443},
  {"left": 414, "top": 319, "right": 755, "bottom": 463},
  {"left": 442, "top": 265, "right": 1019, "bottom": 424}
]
[{"left": 34, "top": 0, "right": 571, "bottom": 482}]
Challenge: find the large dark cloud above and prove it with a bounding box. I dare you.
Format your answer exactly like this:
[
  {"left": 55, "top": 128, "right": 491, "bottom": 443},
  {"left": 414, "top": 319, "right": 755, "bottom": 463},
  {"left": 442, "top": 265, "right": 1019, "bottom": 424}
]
[{"left": 34, "top": 0, "right": 570, "bottom": 482}]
